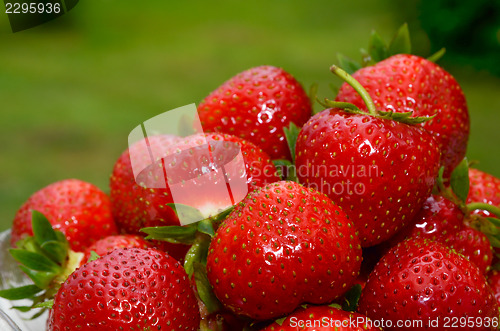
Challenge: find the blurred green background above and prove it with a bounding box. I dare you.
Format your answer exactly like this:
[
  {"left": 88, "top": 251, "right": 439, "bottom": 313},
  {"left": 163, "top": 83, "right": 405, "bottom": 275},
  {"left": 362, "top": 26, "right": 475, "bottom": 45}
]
[{"left": 1, "top": 0, "right": 499, "bottom": 231}]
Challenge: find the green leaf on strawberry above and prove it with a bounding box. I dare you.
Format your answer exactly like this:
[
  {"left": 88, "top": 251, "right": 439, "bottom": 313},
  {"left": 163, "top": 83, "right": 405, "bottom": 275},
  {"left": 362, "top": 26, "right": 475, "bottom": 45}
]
[
  {"left": 283, "top": 122, "right": 300, "bottom": 163},
  {"left": 272, "top": 159, "right": 293, "bottom": 180},
  {"left": 341, "top": 284, "right": 362, "bottom": 312},
  {"left": 197, "top": 219, "right": 215, "bottom": 237},
  {"left": 141, "top": 203, "right": 234, "bottom": 244},
  {"left": 450, "top": 157, "right": 470, "bottom": 203},
  {"left": 0, "top": 211, "right": 83, "bottom": 317},
  {"left": 0, "top": 285, "right": 42, "bottom": 301},
  {"left": 142, "top": 224, "right": 198, "bottom": 244},
  {"left": 487, "top": 217, "right": 500, "bottom": 228},
  {"left": 282, "top": 122, "right": 302, "bottom": 182},
  {"left": 360, "top": 23, "right": 412, "bottom": 67},
  {"left": 317, "top": 99, "right": 364, "bottom": 114},
  {"left": 337, "top": 53, "right": 362, "bottom": 75},
  {"left": 368, "top": 30, "right": 389, "bottom": 62},
  {"left": 9, "top": 249, "right": 61, "bottom": 273},
  {"left": 166, "top": 203, "right": 205, "bottom": 225},
  {"left": 87, "top": 250, "right": 100, "bottom": 262},
  {"left": 376, "top": 110, "right": 436, "bottom": 124},
  {"left": 274, "top": 316, "right": 287, "bottom": 326},
  {"left": 193, "top": 262, "right": 221, "bottom": 314},
  {"left": 387, "top": 23, "right": 411, "bottom": 56},
  {"left": 427, "top": 47, "right": 446, "bottom": 62},
  {"left": 184, "top": 233, "right": 211, "bottom": 277}
]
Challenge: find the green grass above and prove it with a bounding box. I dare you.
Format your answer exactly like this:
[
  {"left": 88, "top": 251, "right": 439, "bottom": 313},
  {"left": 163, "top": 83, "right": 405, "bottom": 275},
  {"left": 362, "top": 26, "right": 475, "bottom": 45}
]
[{"left": 0, "top": 0, "right": 499, "bottom": 231}]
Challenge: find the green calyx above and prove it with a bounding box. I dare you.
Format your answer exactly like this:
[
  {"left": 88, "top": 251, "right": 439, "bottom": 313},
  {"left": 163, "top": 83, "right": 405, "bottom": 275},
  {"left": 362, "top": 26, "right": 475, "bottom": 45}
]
[
  {"left": 273, "top": 122, "right": 301, "bottom": 182},
  {"left": 0, "top": 211, "right": 83, "bottom": 318},
  {"left": 365, "top": 23, "right": 411, "bottom": 66},
  {"left": 326, "top": 65, "right": 434, "bottom": 125},
  {"left": 141, "top": 203, "right": 234, "bottom": 244},
  {"left": 435, "top": 157, "right": 473, "bottom": 210},
  {"left": 468, "top": 216, "right": 500, "bottom": 249},
  {"left": 341, "top": 283, "right": 363, "bottom": 312},
  {"left": 336, "top": 23, "right": 412, "bottom": 72},
  {"left": 336, "top": 23, "right": 445, "bottom": 74},
  {"left": 377, "top": 110, "right": 436, "bottom": 124},
  {"left": 192, "top": 261, "right": 221, "bottom": 314},
  {"left": 283, "top": 122, "right": 300, "bottom": 163},
  {"left": 436, "top": 157, "right": 488, "bottom": 213},
  {"left": 434, "top": 158, "right": 500, "bottom": 248}
]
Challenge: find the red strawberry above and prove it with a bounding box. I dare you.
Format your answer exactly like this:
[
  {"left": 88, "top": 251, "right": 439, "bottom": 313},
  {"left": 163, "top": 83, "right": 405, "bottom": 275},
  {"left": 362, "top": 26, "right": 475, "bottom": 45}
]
[
  {"left": 358, "top": 238, "right": 499, "bottom": 330},
  {"left": 261, "top": 305, "right": 381, "bottom": 331},
  {"left": 468, "top": 168, "right": 500, "bottom": 218},
  {"left": 11, "top": 179, "right": 117, "bottom": 251},
  {"left": 296, "top": 69, "right": 441, "bottom": 246},
  {"left": 487, "top": 269, "right": 500, "bottom": 305},
  {"left": 198, "top": 66, "right": 312, "bottom": 160},
  {"left": 80, "top": 234, "right": 152, "bottom": 265},
  {"left": 47, "top": 248, "right": 200, "bottom": 330},
  {"left": 387, "top": 195, "right": 492, "bottom": 274},
  {"left": 389, "top": 195, "right": 464, "bottom": 244},
  {"left": 110, "top": 132, "right": 279, "bottom": 234},
  {"left": 206, "top": 181, "right": 362, "bottom": 320},
  {"left": 336, "top": 54, "right": 469, "bottom": 177}
]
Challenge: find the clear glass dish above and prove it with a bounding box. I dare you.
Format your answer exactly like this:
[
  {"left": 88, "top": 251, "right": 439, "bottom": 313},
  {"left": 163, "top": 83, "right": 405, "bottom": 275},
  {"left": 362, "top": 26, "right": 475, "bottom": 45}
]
[{"left": 0, "top": 230, "right": 47, "bottom": 331}]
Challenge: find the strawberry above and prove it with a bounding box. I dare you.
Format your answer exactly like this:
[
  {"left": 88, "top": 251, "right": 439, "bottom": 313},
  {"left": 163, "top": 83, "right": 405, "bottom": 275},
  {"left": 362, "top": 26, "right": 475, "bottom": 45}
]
[
  {"left": 47, "top": 248, "right": 200, "bottom": 330},
  {"left": 487, "top": 269, "right": 500, "bottom": 305},
  {"left": 295, "top": 66, "right": 440, "bottom": 247},
  {"left": 394, "top": 195, "right": 465, "bottom": 242},
  {"left": 110, "top": 132, "right": 279, "bottom": 234},
  {"left": 335, "top": 54, "right": 469, "bottom": 178},
  {"left": 198, "top": 66, "right": 312, "bottom": 160},
  {"left": 11, "top": 179, "right": 117, "bottom": 251},
  {"left": 80, "top": 234, "right": 152, "bottom": 266},
  {"left": 468, "top": 168, "right": 500, "bottom": 218},
  {"left": 206, "top": 181, "right": 362, "bottom": 320},
  {"left": 261, "top": 305, "right": 381, "bottom": 331},
  {"left": 387, "top": 195, "right": 493, "bottom": 274},
  {"left": 358, "top": 238, "right": 499, "bottom": 330}
]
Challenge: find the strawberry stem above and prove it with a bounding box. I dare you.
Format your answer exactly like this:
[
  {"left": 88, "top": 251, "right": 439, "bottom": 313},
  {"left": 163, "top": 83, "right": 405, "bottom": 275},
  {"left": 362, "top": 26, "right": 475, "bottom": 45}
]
[
  {"left": 466, "top": 202, "right": 500, "bottom": 219},
  {"left": 330, "top": 65, "right": 377, "bottom": 116},
  {"left": 427, "top": 48, "right": 446, "bottom": 63}
]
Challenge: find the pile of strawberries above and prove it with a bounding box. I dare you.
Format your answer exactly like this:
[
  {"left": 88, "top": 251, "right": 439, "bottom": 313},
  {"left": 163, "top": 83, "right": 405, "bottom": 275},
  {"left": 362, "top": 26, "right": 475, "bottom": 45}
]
[{"left": 2, "top": 25, "right": 500, "bottom": 331}]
